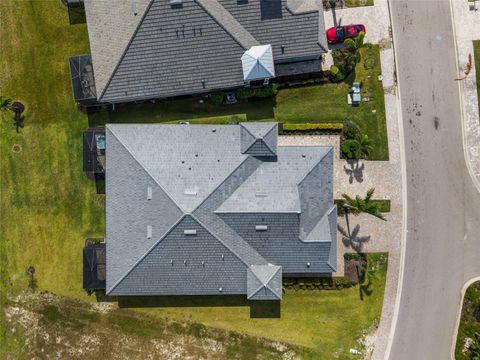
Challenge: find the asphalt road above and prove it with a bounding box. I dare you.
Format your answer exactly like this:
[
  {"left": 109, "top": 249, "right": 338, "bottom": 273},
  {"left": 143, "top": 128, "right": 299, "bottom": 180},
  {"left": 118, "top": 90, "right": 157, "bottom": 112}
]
[{"left": 388, "top": 0, "right": 480, "bottom": 359}]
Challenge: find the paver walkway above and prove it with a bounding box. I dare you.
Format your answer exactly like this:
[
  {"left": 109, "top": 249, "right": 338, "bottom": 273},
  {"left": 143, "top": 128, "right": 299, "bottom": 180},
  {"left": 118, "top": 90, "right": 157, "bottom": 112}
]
[
  {"left": 451, "top": 1, "right": 480, "bottom": 189},
  {"left": 281, "top": 1, "right": 403, "bottom": 358}
]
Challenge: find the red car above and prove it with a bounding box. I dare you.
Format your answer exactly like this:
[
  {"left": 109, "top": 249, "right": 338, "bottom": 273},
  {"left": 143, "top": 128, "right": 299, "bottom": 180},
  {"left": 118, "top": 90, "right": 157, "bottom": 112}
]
[{"left": 326, "top": 24, "right": 366, "bottom": 44}]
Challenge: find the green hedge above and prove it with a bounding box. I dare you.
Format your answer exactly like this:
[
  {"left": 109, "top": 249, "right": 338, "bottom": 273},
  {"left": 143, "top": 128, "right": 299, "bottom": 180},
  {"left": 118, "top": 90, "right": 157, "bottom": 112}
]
[
  {"left": 283, "top": 277, "right": 353, "bottom": 290},
  {"left": 281, "top": 122, "right": 344, "bottom": 135},
  {"left": 236, "top": 84, "right": 278, "bottom": 100}
]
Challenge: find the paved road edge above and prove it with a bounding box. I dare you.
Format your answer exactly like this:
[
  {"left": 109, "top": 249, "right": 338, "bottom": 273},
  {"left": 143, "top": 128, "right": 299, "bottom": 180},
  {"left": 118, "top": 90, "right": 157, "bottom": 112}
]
[{"left": 382, "top": 1, "right": 408, "bottom": 359}]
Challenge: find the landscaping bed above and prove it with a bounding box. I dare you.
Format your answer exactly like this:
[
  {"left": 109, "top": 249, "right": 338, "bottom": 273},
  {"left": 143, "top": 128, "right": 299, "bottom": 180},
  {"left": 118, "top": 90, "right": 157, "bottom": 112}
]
[{"left": 455, "top": 281, "right": 480, "bottom": 360}]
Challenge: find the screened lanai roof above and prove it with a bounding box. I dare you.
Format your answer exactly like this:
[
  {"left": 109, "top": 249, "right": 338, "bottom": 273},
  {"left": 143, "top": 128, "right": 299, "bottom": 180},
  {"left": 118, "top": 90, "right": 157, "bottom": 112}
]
[{"left": 69, "top": 55, "right": 97, "bottom": 103}]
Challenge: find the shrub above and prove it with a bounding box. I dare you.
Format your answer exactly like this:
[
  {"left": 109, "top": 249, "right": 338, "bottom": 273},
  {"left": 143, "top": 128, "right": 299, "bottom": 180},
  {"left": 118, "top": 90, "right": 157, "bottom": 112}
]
[
  {"left": 236, "top": 84, "right": 278, "bottom": 100},
  {"left": 281, "top": 122, "right": 343, "bottom": 135},
  {"left": 343, "top": 121, "right": 361, "bottom": 140},
  {"left": 329, "top": 65, "right": 346, "bottom": 83},
  {"left": 209, "top": 91, "right": 225, "bottom": 105}
]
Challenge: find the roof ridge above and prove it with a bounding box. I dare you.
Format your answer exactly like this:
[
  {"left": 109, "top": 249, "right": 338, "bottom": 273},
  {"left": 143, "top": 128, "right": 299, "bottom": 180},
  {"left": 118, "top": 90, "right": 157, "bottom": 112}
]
[
  {"left": 249, "top": 266, "right": 282, "bottom": 299},
  {"left": 195, "top": 0, "right": 259, "bottom": 49},
  {"left": 191, "top": 214, "right": 268, "bottom": 268},
  {"left": 295, "top": 146, "right": 333, "bottom": 186},
  {"left": 106, "top": 125, "right": 186, "bottom": 213},
  {"left": 243, "top": 138, "right": 276, "bottom": 157},
  {"left": 300, "top": 204, "right": 336, "bottom": 241},
  {"left": 259, "top": 123, "right": 278, "bottom": 154},
  {"left": 107, "top": 214, "right": 187, "bottom": 295},
  {"left": 191, "top": 155, "right": 253, "bottom": 213},
  {"left": 98, "top": 0, "right": 155, "bottom": 101}
]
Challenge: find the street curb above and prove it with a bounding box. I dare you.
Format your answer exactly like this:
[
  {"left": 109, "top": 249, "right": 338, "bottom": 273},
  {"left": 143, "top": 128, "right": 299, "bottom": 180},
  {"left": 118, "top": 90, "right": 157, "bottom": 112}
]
[
  {"left": 448, "top": 0, "right": 480, "bottom": 358},
  {"left": 382, "top": 1, "right": 408, "bottom": 359}
]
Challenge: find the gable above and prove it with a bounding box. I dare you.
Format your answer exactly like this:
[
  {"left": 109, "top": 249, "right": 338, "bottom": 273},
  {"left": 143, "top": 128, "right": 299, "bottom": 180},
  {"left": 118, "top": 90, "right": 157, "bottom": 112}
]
[
  {"left": 100, "top": 0, "right": 247, "bottom": 102},
  {"left": 108, "top": 215, "right": 248, "bottom": 295}
]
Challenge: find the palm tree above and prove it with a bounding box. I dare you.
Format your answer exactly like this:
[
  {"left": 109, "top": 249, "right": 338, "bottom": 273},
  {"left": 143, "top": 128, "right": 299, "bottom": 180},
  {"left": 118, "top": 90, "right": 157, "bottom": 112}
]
[
  {"left": 0, "top": 96, "right": 12, "bottom": 112},
  {"left": 341, "top": 134, "right": 373, "bottom": 160},
  {"left": 341, "top": 188, "right": 386, "bottom": 221},
  {"left": 343, "top": 31, "right": 366, "bottom": 67}
]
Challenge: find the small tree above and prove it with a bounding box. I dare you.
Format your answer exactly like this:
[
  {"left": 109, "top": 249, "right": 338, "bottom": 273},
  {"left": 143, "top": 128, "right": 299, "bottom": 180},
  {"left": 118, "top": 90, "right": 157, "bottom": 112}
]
[
  {"left": 343, "top": 31, "right": 366, "bottom": 68},
  {"left": 341, "top": 134, "right": 373, "bottom": 160},
  {"left": 341, "top": 188, "right": 386, "bottom": 221}
]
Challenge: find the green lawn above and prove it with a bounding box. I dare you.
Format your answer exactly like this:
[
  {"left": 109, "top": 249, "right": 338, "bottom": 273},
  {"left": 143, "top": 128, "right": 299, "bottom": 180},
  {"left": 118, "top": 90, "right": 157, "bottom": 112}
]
[
  {"left": 90, "top": 45, "right": 388, "bottom": 160},
  {"left": 1, "top": 1, "right": 387, "bottom": 358},
  {"left": 474, "top": 40, "right": 480, "bottom": 115},
  {"left": 137, "top": 253, "right": 387, "bottom": 358},
  {"left": 455, "top": 281, "right": 480, "bottom": 359}
]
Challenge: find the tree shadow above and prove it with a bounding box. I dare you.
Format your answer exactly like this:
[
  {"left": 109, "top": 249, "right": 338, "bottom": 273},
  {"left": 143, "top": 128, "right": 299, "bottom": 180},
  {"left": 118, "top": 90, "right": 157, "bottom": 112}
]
[
  {"left": 359, "top": 279, "right": 373, "bottom": 300},
  {"left": 117, "top": 295, "right": 280, "bottom": 319},
  {"left": 13, "top": 113, "right": 24, "bottom": 133},
  {"left": 338, "top": 222, "right": 371, "bottom": 252},
  {"left": 344, "top": 160, "right": 365, "bottom": 183}
]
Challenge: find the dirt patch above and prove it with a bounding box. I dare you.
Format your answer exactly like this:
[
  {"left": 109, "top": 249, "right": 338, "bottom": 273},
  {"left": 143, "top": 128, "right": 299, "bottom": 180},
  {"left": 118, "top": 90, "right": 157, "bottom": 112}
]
[{"left": 4, "top": 291, "right": 300, "bottom": 360}]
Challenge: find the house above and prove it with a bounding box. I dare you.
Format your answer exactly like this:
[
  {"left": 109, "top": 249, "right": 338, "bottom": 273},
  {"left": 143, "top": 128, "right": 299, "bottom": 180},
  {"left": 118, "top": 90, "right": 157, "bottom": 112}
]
[
  {"left": 98, "top": 122, "right": 337, "bottom": 300},
  {"left": 70, "top": 0, "right": 328, "bottom": 105}
]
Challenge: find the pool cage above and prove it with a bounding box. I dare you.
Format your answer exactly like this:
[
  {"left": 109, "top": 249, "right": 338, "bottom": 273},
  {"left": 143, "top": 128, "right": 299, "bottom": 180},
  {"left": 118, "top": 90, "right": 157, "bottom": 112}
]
[{"left": 69, "top": 55, "right": 97, "bottom": 106}]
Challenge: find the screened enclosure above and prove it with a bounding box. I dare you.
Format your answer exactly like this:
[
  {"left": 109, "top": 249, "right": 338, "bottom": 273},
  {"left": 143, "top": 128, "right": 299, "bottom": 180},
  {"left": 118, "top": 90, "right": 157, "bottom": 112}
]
[
  {"left": 69, "top": 55, "right": 97, "bottom": 105},
  {"left": 83, "top": 242, "right": 106, "bottom": 290}
]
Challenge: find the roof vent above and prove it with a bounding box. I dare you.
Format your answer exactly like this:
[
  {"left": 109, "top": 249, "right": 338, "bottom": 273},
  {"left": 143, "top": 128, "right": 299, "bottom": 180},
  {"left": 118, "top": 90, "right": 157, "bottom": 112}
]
[
  {"left": 184, "top": 229, "right": 197, "bottom": 235},
  {"left": 212, "top": 128, "right": 216, "bottom": 132},
  {"left": 202, "top": 261, "right": 205, "bottom": 267},
  {"left": 170, "top": 259, "right": 174, "bottom": 265},
  {"left": 255, "top": 225, "right": 268, "bottom": 231},
  {"left": 147, "top": 225, "right": 152, "bottom": 239},
  {"left": 201, "top": 80, "right": 206, "bottom": 89},
  {"left": 147, "top": 186, "right": 152, "bottom": 200},
  {"left": 219, "top": 287, "right": 223, "bottom": 292},
  {"left": 222, "top": 254, "right": 225, "bottom": 261},
  {"left": 306, "top": 262, "right": 311, "bottom": 268},
  {"left": 255, "top": 191, "right": 268, "bottom": 197},
  {"left": 170, "top": 0, "right": 183, "bottom": 9},
  {"left": 184, "top": 259, "right": 187, "bottom": 266}
]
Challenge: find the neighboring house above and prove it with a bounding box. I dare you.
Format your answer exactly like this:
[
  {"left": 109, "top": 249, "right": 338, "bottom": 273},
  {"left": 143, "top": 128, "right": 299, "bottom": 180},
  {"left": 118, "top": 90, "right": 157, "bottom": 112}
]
[
  {"left": 95, "top": 122, "right": 337, "bottom": 300},
  {"left": 70, "top": 0, "right": 328, "bottom": 105}
]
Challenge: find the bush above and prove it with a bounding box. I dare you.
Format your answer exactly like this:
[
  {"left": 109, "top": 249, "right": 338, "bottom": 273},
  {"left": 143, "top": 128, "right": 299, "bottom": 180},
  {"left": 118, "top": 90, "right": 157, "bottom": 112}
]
[
  {"left": 281, "top": 122, "right": 343, "bottom": 135},
  {"left": 236, "top": 84, "right": 278, "bottom": 100},
  {"left": 209, "top": 91, "right": 225, "bottom": 105},
  {"left": 329, "top": 65, "right": 346, "bottom": 83},
  {"left": 343, "top": 121, "right": 361, "bottom": 140}
]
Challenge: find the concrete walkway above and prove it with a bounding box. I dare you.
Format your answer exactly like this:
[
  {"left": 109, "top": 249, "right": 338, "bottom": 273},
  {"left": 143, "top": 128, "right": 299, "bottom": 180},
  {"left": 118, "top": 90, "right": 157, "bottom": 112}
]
[
  {"left": 451, "top": 1, "right": 480, "bottom": 189},
  {"left": 279, "top": 1, "right": 403, "bottom": 351}
]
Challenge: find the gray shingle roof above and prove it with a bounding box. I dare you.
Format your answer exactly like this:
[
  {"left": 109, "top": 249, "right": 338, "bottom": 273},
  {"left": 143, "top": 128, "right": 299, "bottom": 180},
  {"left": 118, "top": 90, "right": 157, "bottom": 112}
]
[
  {"left": 83, "top": 0, "right": 325, "bottom": 103},
  {"left": 105, "top": 122, "right": 336, "bottom": 298}
]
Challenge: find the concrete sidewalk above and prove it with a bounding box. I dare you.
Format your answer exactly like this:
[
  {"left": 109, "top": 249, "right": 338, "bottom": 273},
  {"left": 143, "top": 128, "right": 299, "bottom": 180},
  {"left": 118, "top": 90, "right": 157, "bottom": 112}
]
[
  {"left": 283, "top": 1, "right": 404, "bottom": 358},
  {"left": 451, "top": 0, "right": 480, "bottom": 190}
]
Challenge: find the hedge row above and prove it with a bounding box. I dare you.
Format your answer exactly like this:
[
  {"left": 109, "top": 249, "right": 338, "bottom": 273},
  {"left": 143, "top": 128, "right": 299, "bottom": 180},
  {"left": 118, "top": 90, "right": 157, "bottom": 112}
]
[
  {"left": 236, "top": 84, "right": 278, "bottom": 100},
  {"left": 280, "top": 122, "right": 344, "bottom": 135},
  {"left": 283, "top": 277, "right": 353, "bottom": 290}
]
